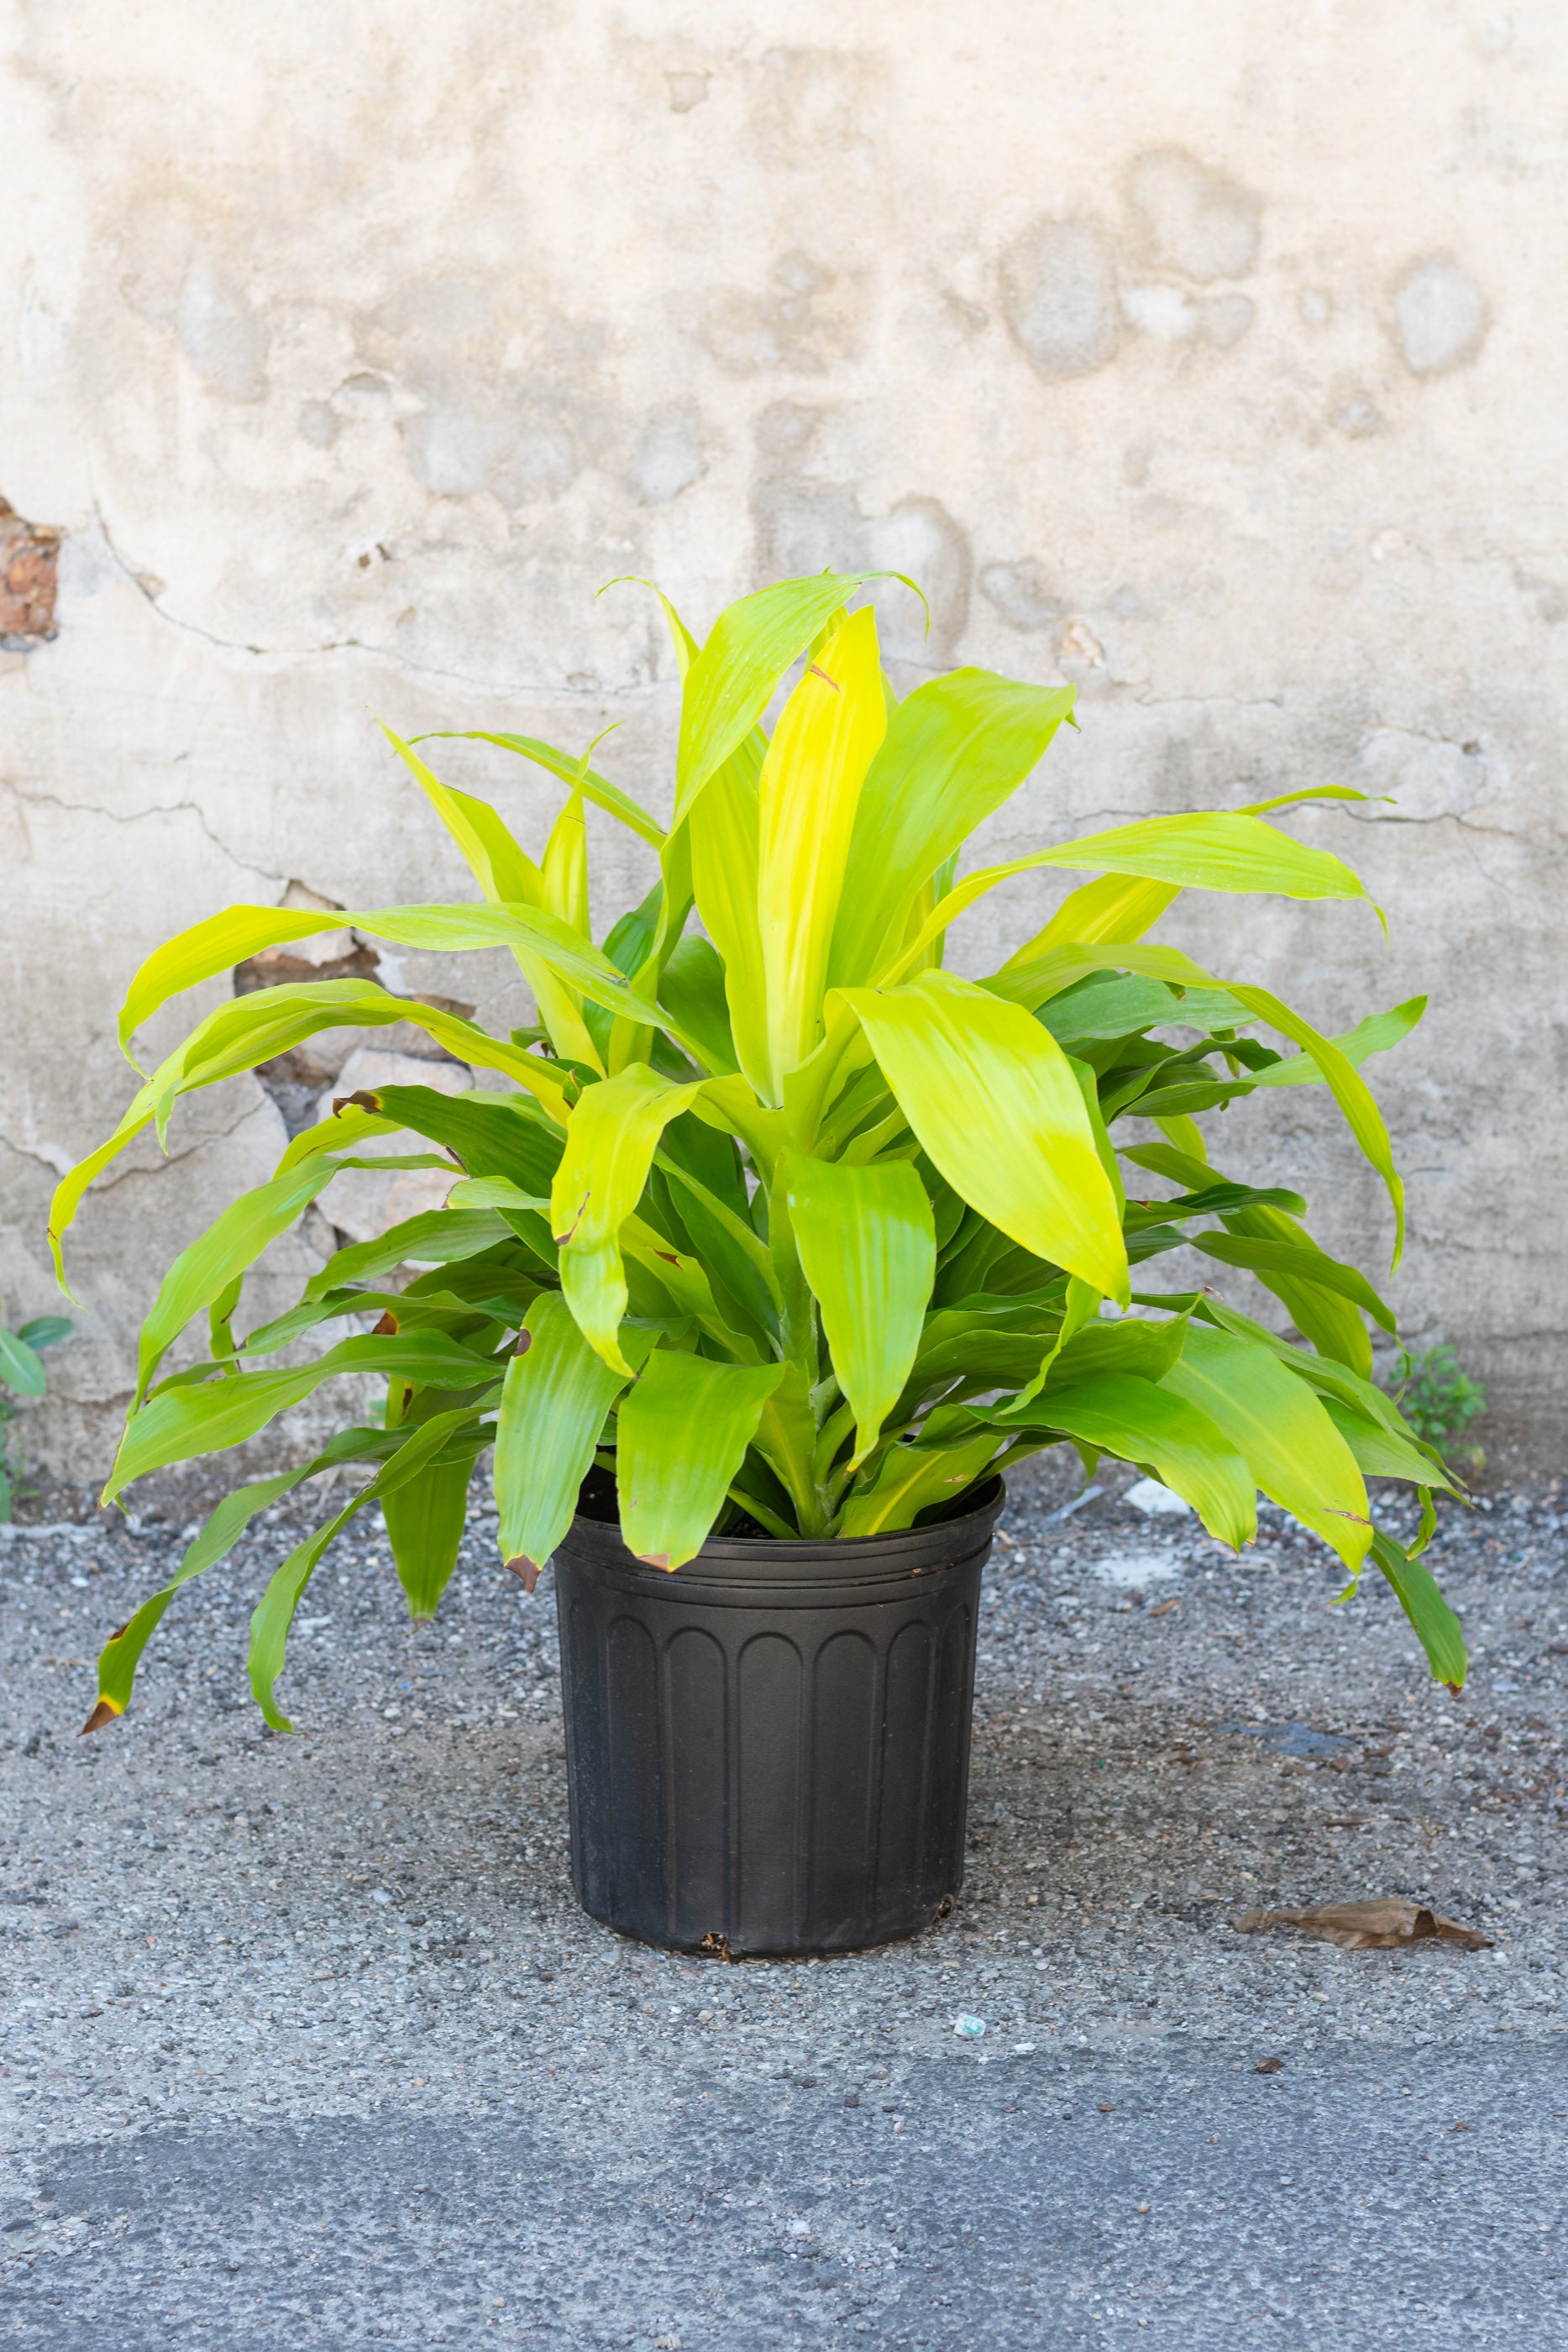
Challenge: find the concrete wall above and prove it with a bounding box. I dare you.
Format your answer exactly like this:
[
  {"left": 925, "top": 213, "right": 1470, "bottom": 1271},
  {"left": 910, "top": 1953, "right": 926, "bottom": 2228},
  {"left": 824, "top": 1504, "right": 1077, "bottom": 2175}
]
[{"left": 3, "top": 0, "right": 1564, "bottom": 1483}]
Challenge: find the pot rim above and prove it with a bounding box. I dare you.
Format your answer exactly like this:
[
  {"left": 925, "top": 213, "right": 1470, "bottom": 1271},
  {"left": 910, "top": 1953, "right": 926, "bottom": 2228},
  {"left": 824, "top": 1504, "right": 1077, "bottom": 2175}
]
[{"left": 556, "top": 1474, "right": 1005, "bottom": 1590}]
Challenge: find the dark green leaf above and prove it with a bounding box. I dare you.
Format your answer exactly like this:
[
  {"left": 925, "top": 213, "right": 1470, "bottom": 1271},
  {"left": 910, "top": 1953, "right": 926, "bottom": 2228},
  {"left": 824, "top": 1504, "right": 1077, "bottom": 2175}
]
[
  {"left": 658, "top": 937, "right": 739, "bottom": 1076},
  {"left": 302, "top": 1210, "right": 512, "bottom": 1302},
  {"left": 382, "top": 1450, "right": 476, "bottom": 1620},
  {"left": 1368, "top": 1529, "right": 1466, "bottom": 1690},
  {"left": 0, "top": 1331, "right": 45, "bottom": 1399},
  {"left": 16, "top": 1317, "right": 71, "bottom": 1351}
]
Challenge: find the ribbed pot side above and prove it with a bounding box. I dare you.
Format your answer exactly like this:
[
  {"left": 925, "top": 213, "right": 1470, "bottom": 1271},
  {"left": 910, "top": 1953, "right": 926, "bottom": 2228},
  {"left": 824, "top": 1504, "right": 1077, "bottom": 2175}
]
[{"left": 551, "top": 1481, "right": 1003, "bottom": 1957}]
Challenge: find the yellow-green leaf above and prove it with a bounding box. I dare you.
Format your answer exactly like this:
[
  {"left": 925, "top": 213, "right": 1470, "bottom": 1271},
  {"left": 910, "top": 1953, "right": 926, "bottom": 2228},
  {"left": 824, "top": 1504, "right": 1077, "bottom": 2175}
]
[
  {"left": 274, "top": 1102, "right": 401, "bottom": 1173},
  {"left": 828, "top": 671, "right": 1077, "bottom": 990},
  {"left": 541, "top": 785, "right": 590, "bottom": 937},
  {"left": 381, "top": 724, "right": 604, "bottom": 1068},
  {"left": 248, "top": 1410, "right": 480, "bottom": 1729},
  {"left": 1025, "top": 1370, "right": 1257, "bottom": 1549},
  {"left": 1202, "top": 1204, "right": 1377, "bottom": 1380},
  {"left": 414, "top": 729, "right": 666, "bottom": 847},
  {"left": 616, "top": 1351, "right": 785, "bottom": 1567},
  {"left": 301, "top": 1207, "right": 513, "bottom": 1301},
  {"left": 836, "top": 1425, "right": 1003, "bottom": 1538},
  {"left": 1219, "top": 981, "right": 1406, "bottom": 1268},
  {"left": 1160, "top": 1323, "right": 1371, "bottom": 1574},
  {"left": 687, "top": 727, "right": 773, "bottom": 1099},
  {"left": 550, "top": 1065, "right": 705, "bottom": 1372},
  {"left": 1322, "top": 1398, "right": 1446, "bottom": 1485},
  {"left": 658, "top": 937, "right": 738, "bottom": 1077},
  {"left": 494, "top": 1294, "right": 639, "bottom": 1575},
  {"left": 382, "top": 1449, "right": 475, "bottom": 1620},
  {"left": 1249, "top": 997, "right": 1427, "bottom": 1087},
  {"left": 1192, "top": 1226, "right": 1395, "bottom": 1333},
  {"left": 248, "top": 1501, "right": 364, "bottom": 1731},
  {"left": 91, "top": 983, "right": 574, "bottom": 1242},
  {"left": 841, "top": 971, "right": 1129, "bottom": 1300},
  {"left": 996, "top": 873, "right": 1179, "bottom": 981},
  {"left": 757, "top": 605, "right": 888, "bottom": 1098},
  {"left": 134, "top": 1155, "right": 381, "bottom": 1406},
  {"left": 380, "top": 725, "right": 544, "bottom": 901},
  {"left": 992, "top": 940, "right": 1408, "bottom": 1267},
  {"left": 107, "top": 1334, "right": 501, "bottom": 1501},
  {"left": 118, "top": 906, "right": 350, "bottom": 1066},
  {"left": 123, "top": 899, "right": 664, "bottom": 1077},
  {"left": 675, "top": 571, "right": 895, "bottom": 825},
  {"left": 784, "top": 1150, "right": 936, "bottom": 1467},
  {"left": 892, "top": 813, "right": 1378, "bottom": 980}
]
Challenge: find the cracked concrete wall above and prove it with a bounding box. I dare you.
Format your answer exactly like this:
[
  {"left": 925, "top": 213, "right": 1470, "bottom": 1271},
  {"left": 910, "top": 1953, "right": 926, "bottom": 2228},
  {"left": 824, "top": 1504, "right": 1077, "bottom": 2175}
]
[{"left": 2, "top": 0, "right": 1565, "bottom": 1483}]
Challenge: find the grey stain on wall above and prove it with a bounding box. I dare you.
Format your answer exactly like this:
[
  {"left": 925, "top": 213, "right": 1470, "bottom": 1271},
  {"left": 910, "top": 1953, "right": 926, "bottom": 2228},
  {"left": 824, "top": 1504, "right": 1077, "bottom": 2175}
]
[
  {"left": 1390, "top": 256, "right": 1491, "bottom": 376},
  {"left": 863, "top": 498, "right": 972, "bottom": 662},
  {"left": 978, "top": 559, "right": 1064, "bottom": 633},
  {"left": 1127, "top": 148, "right": 1262, "bottom": 282},
  {"left": 632, "top": 402, "right": 708, "bottom": 506},
  {"left": 750, "top": 45, "right": 883, "bottom": 168},
  {"left": 700, "top": 253, "right": 860, "bottom": 376},
  {"left": 1000, "top": 218, "right": 1120, "bottom": 381},
  {"left": 753, "top": 401, "right": 830, "bottom": 467},
  {"left": 1329, "top": 386, "right": 1386, "bottom": 439},
  {"left": 297, "top": 400, "right": 339, "bottom": 449},
  {"left": 361, "top": 277, "right": 601, "bottom": 509},
  {"left": 751, "top": 479, "right": 866, "bottom": 603},
  {"left": 1350, "top": 728, "right": 1492, "bottom": 823},
  {"left": 1200, "top": 293, "right": 1255, "bottom": 348},
  {"left": 173, "top": 253, "right": 271, "bottom": 404}
]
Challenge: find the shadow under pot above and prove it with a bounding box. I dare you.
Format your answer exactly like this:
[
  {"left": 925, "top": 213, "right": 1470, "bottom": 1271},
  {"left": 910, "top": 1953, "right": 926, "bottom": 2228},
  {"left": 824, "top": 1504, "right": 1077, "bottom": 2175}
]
[{"left": 551, "top": 1476, "right": 1003, "bottom": 1957}]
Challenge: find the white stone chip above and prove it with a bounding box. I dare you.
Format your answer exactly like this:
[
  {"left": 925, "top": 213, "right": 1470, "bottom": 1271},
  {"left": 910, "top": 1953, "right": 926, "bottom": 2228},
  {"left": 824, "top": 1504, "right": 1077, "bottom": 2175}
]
[
  {"left": 1122, "top": 1478, "right": 1194, "bottom": 1518},
  {"left": 1093, "top": 1551, "right": 1181, "bottom": 1588}
]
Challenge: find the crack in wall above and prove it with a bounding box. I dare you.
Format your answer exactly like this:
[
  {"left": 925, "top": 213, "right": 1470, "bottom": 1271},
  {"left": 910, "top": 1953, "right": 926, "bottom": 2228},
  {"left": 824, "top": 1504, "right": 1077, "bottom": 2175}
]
[
  {"left": 0, "top": 1133, "right": 72, "bottom": 1182},
  {"left": 81, "top": 1121, "right": 277, "bottom": 1200},
  {"left": 1, "top": 1094, "right": 277, "bottom": 1201},
  {"left": 90, "top": 503, "right": 663, "bottom": 701},
  {"left": 1434, "top": 812, "right": 1566, "bottom": 853},
  {"left": 2, "top": 778, "right": 286, "bottom": 885},
  {"left": 1125, "top": 691, "right": 1288, "bottom": 712}
]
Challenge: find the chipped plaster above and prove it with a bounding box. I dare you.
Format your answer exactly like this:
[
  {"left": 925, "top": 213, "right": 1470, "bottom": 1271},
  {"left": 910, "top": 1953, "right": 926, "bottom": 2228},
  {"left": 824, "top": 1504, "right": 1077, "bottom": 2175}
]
[{"left": 2, "top": 0, "right": 1565, "bottom": 1478}]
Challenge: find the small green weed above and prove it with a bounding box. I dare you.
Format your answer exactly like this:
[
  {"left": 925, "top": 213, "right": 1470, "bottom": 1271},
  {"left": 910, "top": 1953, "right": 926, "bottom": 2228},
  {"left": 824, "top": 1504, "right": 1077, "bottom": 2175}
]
[
  {"left": 1387, "top": 1342, "right": 1488, "bottom": 1469},
  {"left": 0, "top": 1300, "right": 72, "bottom": 1520}
]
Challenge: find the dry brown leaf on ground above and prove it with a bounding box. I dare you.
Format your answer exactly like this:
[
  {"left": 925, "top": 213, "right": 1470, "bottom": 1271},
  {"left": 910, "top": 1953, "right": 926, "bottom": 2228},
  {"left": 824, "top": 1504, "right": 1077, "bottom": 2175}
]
[{"left": 1233, "top": 1899, "right": 1492, "bottom": 1950}]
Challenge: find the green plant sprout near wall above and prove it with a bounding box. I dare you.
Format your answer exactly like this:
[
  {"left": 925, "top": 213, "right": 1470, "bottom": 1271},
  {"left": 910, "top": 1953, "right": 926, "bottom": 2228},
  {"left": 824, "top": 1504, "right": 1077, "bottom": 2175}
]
[
  {"left": 1387, "top": 1343, "right": 1488, "bottom": 1472},
  {"left": 0, "top": 1299, "right": 71, "bottom": 1520},
  {"left": 50, "top": 570, "right": 1470, "bottom": 1734}
]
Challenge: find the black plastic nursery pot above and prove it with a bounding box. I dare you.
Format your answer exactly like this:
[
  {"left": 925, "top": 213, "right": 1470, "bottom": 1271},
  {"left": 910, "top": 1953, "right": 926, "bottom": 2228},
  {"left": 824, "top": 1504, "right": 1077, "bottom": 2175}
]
[{"left": 552, "top": 1477, "right": 1004, "bottom": 1958}]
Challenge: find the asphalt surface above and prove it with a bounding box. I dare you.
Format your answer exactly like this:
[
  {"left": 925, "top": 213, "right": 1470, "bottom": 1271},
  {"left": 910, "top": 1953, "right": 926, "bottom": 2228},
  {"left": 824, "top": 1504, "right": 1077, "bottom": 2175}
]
[
  {"left": 2, "top": 1459, "right": 1564, "bottom": 2347},
  {"left": 13, "top": 2041, "right": 1568, "bottom": 2349}
]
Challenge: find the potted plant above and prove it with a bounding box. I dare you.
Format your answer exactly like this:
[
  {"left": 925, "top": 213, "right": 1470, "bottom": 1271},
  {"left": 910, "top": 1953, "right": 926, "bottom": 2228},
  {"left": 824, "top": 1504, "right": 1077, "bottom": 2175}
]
[{"left": 53, "top": 569, "right": 1465, "bottom": 1956}]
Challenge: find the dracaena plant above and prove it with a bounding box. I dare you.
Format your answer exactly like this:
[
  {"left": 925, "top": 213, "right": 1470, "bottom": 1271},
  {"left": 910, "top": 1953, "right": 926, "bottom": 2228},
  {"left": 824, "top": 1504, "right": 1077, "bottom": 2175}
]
[{"left": 53, "top": 570, "right": 1467, "bottom": 1736}]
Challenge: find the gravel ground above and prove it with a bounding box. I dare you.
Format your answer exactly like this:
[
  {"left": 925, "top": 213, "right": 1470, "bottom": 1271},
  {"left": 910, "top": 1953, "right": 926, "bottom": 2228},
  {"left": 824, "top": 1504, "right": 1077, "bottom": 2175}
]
[{"left": 1, "top": 1457, "right": 1564, "bottom": 2347}]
